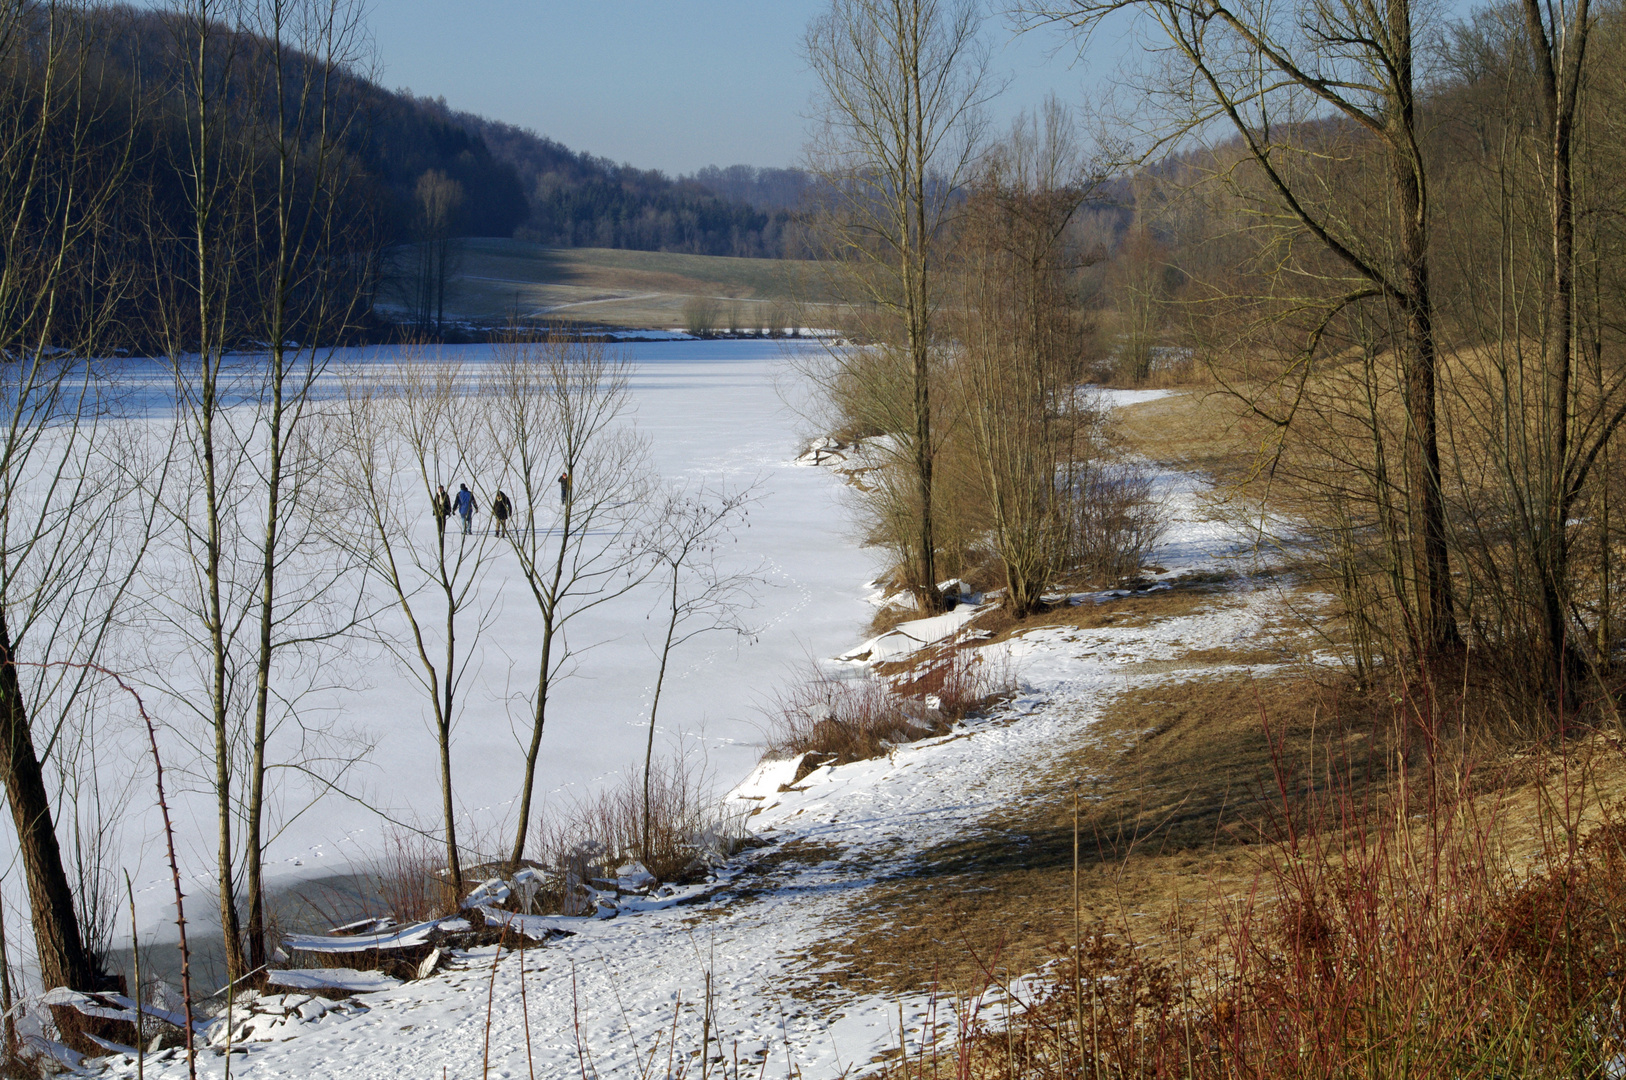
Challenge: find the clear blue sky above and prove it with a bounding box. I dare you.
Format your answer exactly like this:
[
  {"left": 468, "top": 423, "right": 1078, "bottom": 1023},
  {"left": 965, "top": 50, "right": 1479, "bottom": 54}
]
[{"left": 366, "top": 1, "right": 1124, "bottom": 176}]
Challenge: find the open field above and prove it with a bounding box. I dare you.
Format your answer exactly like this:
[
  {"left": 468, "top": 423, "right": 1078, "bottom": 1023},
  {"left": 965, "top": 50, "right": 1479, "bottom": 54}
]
[{"left": 380, "top": 239, "right": 850, "bottom": 329}]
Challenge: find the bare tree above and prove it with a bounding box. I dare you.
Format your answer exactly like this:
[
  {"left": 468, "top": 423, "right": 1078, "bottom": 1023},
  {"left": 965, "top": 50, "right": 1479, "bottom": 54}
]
[
  {"left": 413, "top": 170, "right": 463, "bottom": 335},
  {"left": 1111, "top": 223, "right": 1170, "bottom": 385},
  {"left": 804, "top": 0, "right": 996, "bottom": 611},
  {"left": 334, "top": 355, "right": 498, "bottom": 901},
  {"left": 952, "top": 100, "right": 1098, "bottom": 615},
  {"left": 0, "top": 0, "right": 152, "bottom": 1000},
  {"left": 635, "top": 484, "right": 759, "bottom": 868},
  {"left": 1514, "top": 0, "right": 1601, "bottom": 693},
  {"left": 1032, "top": 0, "right": 1462, "bottom": 660},
  {"left": 481, "top": 334, "right": 650, "bottom": 869},
  {"left": 238, "top": 0, "right": 372, "bottom": 975},
  {"left": 145, "top": 0, "right": 264, "bottom": 983}
]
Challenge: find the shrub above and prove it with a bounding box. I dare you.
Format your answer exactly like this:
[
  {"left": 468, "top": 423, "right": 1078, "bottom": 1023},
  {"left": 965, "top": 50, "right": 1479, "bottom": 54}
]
[
  {"left": 877, "top": 714, "right": 1626, "bottom": 1080},
  {"left": 768, "top": 646, "right": 1012, "bottom": 766},
  {"left": 683, "top": 295, "right": 721, "bottom": 336},
  {"left": 518, "top": 749, "right": 750, "bottom": 914}
]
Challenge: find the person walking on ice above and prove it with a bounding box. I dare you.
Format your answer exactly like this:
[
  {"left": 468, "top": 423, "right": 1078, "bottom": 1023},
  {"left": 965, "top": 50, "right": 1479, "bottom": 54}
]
[
  {"left": 455, "top": 483, "right": 477, "bottom": 535},
  {"left": 558, "top": 470, "right": 572, "bottom": 505},
  {"left": 433, "top": 484, "right": 452, "bottom": 536},
  {"left": 492, "top": 489, "right": 512, "bottom": 538}
]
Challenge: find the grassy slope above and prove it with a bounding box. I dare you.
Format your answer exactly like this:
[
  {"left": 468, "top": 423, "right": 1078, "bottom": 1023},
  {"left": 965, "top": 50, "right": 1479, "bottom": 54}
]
[
  {"left": 420, "top": 239, "right": 846, "bottom": 328},
  {"left": 800, "top": 387, "right": 1626, "bottom": 1000}
]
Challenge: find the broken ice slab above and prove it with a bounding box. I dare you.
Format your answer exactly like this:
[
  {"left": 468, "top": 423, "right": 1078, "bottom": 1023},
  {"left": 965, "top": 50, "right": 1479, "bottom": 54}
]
[
  {"left": 475, "top": 907, "right": 580, "bottom": 941},
  {"left": 265, "top": 968, "right": 402, "bottom": 994},
  {"left": 40, "top": 986, "right": 206, "bottom": 1033},
  {"left": 460, "top": 877, "right": 512, "bottom": 910},
  {"left": 281, "top": 917, "right": 450, "bottom": 954}
]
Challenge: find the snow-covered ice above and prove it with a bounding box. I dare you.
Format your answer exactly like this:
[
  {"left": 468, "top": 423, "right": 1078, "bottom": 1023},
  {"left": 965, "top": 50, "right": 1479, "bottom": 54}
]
[{"left": 82, "top": 341, "right": 879, "bottom": 946}]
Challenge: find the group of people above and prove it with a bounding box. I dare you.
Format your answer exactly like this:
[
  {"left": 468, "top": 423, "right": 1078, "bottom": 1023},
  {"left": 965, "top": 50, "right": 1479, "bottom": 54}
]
[{"left": 433, "top": 472, "right": 572, "bottom": 538}]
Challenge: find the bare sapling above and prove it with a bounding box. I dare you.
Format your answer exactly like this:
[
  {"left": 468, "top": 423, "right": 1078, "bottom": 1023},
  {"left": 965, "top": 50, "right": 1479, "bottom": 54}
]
[
  {"left": 332, "top": 354, "right": 500, "bottom": 901},
  {"left": 0, "top": 876, "right": 14, "bottom": 1061},
  {"left": 635, "top": 483, "right": 761, "bottom": 872},
  {"left": 481, "top": 333, "right": 652, "bottom": 869},
  {"left": 136, "top": 682, "right": 197, "bottom": 1080},
  {"left": 125, "top": 872, "right": 142, "bottom": 1080}
]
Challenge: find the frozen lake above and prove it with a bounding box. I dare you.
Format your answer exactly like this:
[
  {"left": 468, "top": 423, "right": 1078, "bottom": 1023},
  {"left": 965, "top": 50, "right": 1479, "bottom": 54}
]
[{"left": 96, "top": 338, "right": 877, "bottom": 946}]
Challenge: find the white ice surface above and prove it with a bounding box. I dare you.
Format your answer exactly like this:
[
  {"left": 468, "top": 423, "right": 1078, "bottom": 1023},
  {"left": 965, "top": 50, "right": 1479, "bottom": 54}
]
[
  {"left": 86, "top": 388, "right": 1295, "bottom": 1080},
  {"left": 50, "top": 341, "right": 878, "bottom": 946}
]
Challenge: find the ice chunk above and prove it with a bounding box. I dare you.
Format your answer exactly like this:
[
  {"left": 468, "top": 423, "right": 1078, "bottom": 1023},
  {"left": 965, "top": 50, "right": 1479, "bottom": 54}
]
[{"left": 266, "top": 968, "right": 402, "bottom": 994}]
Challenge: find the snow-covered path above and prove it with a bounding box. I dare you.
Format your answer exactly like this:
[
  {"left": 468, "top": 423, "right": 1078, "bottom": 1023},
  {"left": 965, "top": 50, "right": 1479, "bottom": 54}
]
[{"left": 90, "top": 396, "right": 1293, "bottom": 1080}]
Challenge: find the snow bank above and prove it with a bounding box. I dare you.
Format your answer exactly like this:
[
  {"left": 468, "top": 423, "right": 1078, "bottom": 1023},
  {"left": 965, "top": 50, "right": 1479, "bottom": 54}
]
[{"left": 837, "top": 604, "right": 983, "bottom": 663}]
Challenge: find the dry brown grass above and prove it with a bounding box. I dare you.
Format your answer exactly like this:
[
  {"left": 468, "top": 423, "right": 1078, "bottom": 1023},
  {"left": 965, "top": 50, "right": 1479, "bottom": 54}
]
[
  {"left": 803, "top": 670, "right": 1364, "bottom": 997},
  {"left": 1112, "top": 391, "right": 1255, "bottom": 480},
  {"left": 869, "top": 731, "right": 1626, "bottom": 1080}
]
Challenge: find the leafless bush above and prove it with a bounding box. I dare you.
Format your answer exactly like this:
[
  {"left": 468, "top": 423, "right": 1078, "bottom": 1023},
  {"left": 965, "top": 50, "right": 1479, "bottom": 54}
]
[
  {"left": 1064, "top": 457, "right": 1164, "bottom": 586},
  {"left": 365, "top": 827, "right": 452, "bottom": 923},
  {"left": 519, "top": 749, "right": 746, "bottom": 911},
  {"left": 767, "top": 646, "right": 1013, "bottom": 766},
  {"left": 683, "top": 295, "right": 721, "bottom": 337}
]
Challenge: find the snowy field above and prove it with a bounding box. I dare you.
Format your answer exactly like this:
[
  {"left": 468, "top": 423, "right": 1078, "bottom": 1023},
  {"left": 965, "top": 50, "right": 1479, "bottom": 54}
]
[{"left": 68, "top": 386, "right": 1298, "bottom": 1080}]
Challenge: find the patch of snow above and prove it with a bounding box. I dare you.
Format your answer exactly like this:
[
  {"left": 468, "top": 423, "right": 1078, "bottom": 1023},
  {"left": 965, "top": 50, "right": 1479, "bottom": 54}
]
[
  {"left": 724, "top": 753, "right": 808, "bottom": 810},
  {"left": 838, "top": 604, "right": 983, "bottom": 663}
]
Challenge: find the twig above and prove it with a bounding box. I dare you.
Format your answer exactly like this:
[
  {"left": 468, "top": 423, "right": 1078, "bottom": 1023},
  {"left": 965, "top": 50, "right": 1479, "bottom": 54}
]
[
  {"left": 519, "top": 936, "right": 535, "bottom": 1080},
  {"left": 126, "top": 871, "right": 142, "bottom": 1080},
  {"left": 481, "top": 928, "right": 507, "bottom": 1079},
  {"left": 136, "top": 678, "right": 197, "bottom": 1080}
]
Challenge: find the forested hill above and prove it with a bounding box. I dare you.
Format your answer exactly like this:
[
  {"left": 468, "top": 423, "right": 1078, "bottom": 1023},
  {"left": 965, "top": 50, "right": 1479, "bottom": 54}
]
[
  {"left": 106, "top": 6, "right": 797, "bottom": 258},
  {"left": 96, "top": 5, "right": 531, "bottom": 243},
  {"left": 430, "top": 104, "right": 804, "bottom": 257}
]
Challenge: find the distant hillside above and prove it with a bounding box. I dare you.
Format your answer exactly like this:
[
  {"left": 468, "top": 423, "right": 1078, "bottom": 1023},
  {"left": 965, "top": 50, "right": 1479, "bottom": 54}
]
[
  {"left": 429, "top": 106, "right": 808, "bottom": 258},
  {"left": 684, "top": 165, "right": 817, "bottom": 212},
  {"left": 103, "top": 6, "right": 812, "bottom": 263},
  {"left": 107, "top": 7, "right": 532, "bottom": 244}
]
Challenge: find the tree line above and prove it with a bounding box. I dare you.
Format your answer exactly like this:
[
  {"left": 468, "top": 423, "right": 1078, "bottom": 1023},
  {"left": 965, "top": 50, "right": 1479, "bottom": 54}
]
[
  {"left": 400, "top": 103, "right": 816, "bottom": 260},
  {"left": 803, "top": 0, "right": 1626, "bottom": 736}
]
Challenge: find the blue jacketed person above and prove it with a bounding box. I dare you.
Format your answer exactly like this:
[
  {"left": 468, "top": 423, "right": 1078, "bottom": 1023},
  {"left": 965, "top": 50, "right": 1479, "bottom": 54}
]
[{"left": 455, "top": 483, "right": 476, "bottom": 534}]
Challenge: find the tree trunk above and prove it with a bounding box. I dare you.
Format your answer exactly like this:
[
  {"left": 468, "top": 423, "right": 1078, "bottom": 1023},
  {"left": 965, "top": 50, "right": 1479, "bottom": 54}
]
[
  {"left": 439, "top": 568, "right": 463, "bottom": 901},
  {"left": 1387, "top": 0, "right": 1458, "bottom": 661},
  {"left": 245, "top": 346, "right": 285, "bottom": 973},
  {"left": 0, "top": 611, "right": 97, "bottom": 993},
  {"left": 508, "top": 492, "right": 572, "bottom": 868},
  {"left": 1522, "top": 0, "right": 1591, "bottom": 701}
]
